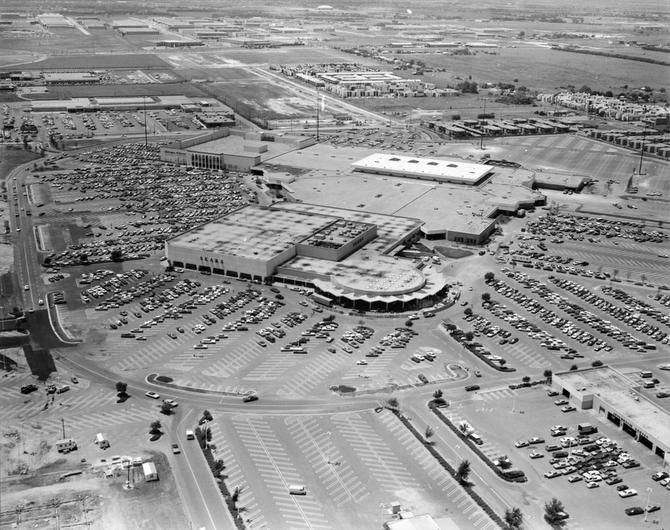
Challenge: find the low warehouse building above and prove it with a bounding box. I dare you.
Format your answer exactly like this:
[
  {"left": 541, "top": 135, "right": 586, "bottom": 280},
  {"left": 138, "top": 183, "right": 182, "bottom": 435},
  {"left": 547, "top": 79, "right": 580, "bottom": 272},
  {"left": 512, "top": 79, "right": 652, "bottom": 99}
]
[
  {"left": 552, "top": 366, "right": 670, "bottom": 465},
  {"left": 143, "top": 462, "right": 158, "bottom": 481}
]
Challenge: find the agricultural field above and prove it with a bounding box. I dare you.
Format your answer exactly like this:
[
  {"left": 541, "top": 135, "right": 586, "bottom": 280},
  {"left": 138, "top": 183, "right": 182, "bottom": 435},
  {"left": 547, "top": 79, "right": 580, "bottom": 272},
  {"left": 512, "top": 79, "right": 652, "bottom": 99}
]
[
  {"left": 404, "top": 44, "right": 670, "bottom": 93},
  {"left": 13, "top": 54, "right": 170, "bottom": 71}
]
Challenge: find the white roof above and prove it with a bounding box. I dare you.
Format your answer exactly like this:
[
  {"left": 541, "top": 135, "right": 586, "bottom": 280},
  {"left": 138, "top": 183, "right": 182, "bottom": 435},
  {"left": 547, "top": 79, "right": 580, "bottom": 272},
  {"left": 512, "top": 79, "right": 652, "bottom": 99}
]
[{"left": 352, "top": 153, "right": 491, "bottom": 185}]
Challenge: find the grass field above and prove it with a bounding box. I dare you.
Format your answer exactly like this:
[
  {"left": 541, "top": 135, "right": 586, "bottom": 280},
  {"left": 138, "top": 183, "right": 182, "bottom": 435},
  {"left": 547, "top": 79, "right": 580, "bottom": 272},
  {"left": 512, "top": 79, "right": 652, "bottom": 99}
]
[
  {"left": 351, "top": 94, "right": 547, "bottom": 121},
  {"left": 9, "top": 53, "right": 170, "bottom": 71},
  {"left": 0, "top": 28, "right": 133, "bottom": 58},
  {"left": 404, "top": 45, "right": 669, "bottom": 93}
]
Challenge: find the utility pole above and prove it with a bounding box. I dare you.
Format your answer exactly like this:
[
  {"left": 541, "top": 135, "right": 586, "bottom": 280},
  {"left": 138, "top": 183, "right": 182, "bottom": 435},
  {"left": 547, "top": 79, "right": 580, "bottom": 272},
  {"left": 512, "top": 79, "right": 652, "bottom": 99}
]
[
  {"left": 143, "top": 96, "right": 148, "bottom": 147},
  {"left": 315, "top": 88, "right": 320, "bottom": 141},
  {"left": 479, "top": 96, "right": 486, "bottom": 150},
  {"left": 638, "top": 121, "right": 647, "bottom": 176}
]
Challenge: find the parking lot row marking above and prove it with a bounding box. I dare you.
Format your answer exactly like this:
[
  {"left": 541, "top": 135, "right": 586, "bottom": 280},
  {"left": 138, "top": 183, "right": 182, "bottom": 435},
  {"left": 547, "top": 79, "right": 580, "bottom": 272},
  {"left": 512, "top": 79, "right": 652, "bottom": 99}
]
[
  {"left": 209, "top": 429, "right": 266, "bottom": 529},
  {"left": 331, "top": 413, "right": 422, "bottom": 490},
  {"left": 32, "top": 406, "right": 157, "bottom": 436},
  {"left": 285, "top": 417, "right": 368, "bottom": 507},
  {"left": 244, "top": 353, "right": 299, "bottom": 381},
  {"left": 232, "top": 417, "right": 332, "bottom": 530},
  {"left": 210, "top": 339, "right": 266, "bottom": 375},
  {"left": 500, "top": 341, "right": 552, "bottom": 368},
  {"left": 277, "top": 354, "right": 347, "bottom": 397},
  {"left": 376, "top": 411, "right": 496, "bottom": 529}
]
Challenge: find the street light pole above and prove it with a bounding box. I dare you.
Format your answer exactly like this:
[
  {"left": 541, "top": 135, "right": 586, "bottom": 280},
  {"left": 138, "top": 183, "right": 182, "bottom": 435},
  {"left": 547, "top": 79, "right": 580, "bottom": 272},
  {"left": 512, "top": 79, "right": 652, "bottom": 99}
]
[{"left": 643, "top": 486, "right": 652, "bottom": 522}]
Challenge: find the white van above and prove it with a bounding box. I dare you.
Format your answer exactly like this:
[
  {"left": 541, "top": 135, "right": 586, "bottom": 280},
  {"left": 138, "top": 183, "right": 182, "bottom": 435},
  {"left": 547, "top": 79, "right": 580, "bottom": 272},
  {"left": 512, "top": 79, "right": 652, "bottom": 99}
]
[
  {"left": 96, "top": 433, "right": 110, "bottom": 449},
  {"left": 288, "top": 485, "right": 306, "bottom": 495},
  {"left": 185, "top": 430, "right": 195, "bottom": 440}
]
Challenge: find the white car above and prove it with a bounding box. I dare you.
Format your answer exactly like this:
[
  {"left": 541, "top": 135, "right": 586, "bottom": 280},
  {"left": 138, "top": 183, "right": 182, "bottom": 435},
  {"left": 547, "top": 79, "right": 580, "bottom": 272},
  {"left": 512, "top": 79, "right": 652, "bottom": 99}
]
[
  {"left": 618, "top": 489, "right": 638, "bottom": 498},
  {"left": 145, "top": 391, "right": 160, "bottom": 399},
  {"left": 163, "top": 399, "right": 178, "bottom": 407},
  {"left": 356, "top": 360, "right": 368, "bottom": 366}
]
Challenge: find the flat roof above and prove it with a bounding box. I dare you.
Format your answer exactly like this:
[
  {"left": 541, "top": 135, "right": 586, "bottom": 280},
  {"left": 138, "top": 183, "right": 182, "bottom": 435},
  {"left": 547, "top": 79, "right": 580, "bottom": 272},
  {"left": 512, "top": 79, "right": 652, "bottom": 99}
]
[
  {"left": 169, "top": 206, "right": 335, "bottom": 261},
  {"left": 43, "top": 72, "right": 99, "bottom": 81},
  {"left": 187, "top": 135, "right": 286, "bottom": 158},
  {"left": 275, "top": 202, "right": 421, "bottom": 254},
  {"left": 352, "top": 153, "right": 492, "bottom": 185},
  {"left": 260, "top": 144, "right": 542, "bottom": 237},
  {"left": 557, "top": 366, "right": 670, "bottom": 447},
  {"left": 303, "top": 218, "right": 374, "bottom": 249}
]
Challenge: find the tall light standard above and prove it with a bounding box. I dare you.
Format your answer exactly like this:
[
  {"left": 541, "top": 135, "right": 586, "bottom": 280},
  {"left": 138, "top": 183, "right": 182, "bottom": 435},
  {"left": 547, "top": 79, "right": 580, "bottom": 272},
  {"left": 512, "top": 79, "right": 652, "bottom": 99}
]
[{"left": 643, "top": 486, "right": 652, "bottom": 522}]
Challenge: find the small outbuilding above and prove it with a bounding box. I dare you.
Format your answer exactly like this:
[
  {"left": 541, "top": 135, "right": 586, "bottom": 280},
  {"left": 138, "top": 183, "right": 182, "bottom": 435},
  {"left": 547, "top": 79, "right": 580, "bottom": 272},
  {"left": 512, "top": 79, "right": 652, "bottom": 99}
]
[{"left": 142, "top": 461, "right": 158, "bottom": 481}]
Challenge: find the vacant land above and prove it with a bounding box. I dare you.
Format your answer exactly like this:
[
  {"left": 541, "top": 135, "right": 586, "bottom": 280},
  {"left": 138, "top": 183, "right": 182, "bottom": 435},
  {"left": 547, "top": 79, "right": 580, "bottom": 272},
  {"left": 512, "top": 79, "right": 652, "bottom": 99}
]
[
  {"left": 206, "top": 79, "right": 314, "bottom": 120},
  {"left": 407, "top": 45, "right": 670, "bottom": 92},
  {"left": 8, "top": 54, "right": 170, "bottom": 71}
]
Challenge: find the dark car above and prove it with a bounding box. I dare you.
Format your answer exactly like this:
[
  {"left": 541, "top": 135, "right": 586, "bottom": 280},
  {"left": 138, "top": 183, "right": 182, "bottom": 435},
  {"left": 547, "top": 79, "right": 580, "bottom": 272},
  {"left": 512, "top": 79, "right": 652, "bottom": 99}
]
[
  {"left": 242, "top": 394, "right": 259, "bottom": 403},
  {"left": 625, "top": 507, "right": 644, "bottom": 516},
  {"left": 465, "top": 385, "right": 481, "bottom": 392},
  {"left": 21, "top": 384, "right": 38, "bottom": 394}
]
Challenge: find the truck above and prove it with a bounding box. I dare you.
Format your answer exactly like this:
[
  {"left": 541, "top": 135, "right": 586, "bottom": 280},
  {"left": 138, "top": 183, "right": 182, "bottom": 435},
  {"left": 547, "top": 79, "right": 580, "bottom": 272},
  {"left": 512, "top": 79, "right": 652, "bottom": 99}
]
[{"left": 578, "top": 423, "right": 598, "bottom": 435}]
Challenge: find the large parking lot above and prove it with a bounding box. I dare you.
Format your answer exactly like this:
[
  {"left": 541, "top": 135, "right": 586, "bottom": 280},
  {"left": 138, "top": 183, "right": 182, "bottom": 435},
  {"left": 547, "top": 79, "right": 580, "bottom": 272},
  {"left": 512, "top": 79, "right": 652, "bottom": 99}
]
[
  {"left": 209, "top": 409, "right": 497, "bottom": 530},
  {"left": 58, "top": 270, "right": 469, "bottom": 398}
]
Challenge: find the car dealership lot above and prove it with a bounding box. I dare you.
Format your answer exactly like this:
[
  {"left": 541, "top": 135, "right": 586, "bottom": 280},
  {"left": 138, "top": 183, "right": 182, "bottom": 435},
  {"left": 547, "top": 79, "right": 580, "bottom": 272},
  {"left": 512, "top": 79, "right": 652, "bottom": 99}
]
[{"left": 445, "top": 385, "right": 669, "bottom": 529}]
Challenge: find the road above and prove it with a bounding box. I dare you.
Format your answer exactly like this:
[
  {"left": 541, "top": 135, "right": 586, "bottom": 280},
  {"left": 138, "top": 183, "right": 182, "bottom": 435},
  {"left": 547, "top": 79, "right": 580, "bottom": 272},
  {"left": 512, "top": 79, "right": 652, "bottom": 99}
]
[{"left": 170, "top": 408, "right": 237, "bottom": 530}]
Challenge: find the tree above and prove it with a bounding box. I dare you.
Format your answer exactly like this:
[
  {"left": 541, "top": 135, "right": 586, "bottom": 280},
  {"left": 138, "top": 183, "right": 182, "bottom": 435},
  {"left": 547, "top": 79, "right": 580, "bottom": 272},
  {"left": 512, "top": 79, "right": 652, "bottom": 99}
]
[
  {"left": 213, "top": 459, "right": 225, "bottom": 477},
  {"left": 456, "top": 459, "right": 471, "bottom": 484},
  {"left": 464, "top": 331, "right": 475, "bottom": 341},
  {"left": 424, "top": 425, "right": 434, "bottom": 442},
  {"left": 386, "top": 397, "right": 399, "bottom": 411},
  {"left": 498, "top": 455, "right": 512, "bottom": 469},
  {"left": 591, "top": 360, "right": 603, "bottom": 367},
  {"left": 459, "top": 423, "right": 470, "bottom": 435},
  {"left": 79, "top": 254, "right": 89, "bottom": 264},
  {"left": 543, "top": 369, "right": 553, "bottom": 384},
  {"left": 484, "top": 271, "right": 495, "bottom": 283},
  {"left": 433, "top": 389, "right": 443, "bottom": 400},
  {"left": 203, "top": 410, "right": 213, "bottom": 421},
  {"left": 504, "top": 507, "right": 523, "bottom": 530},
  {"left": 522, "top": 375, "right": 531, "bottom": 384},
  {"left": 110, "top": 248, "right": 124, "bottom": 262},
  {"left": 544, "top": 498, "right": 567, "bottom": 525},
  {"left": 570, "top": 364, "right": 578, "bottom": 371},
  {"left": 149, "top": 420, "right": 162, "bottom": 434},
  {"left": 160, "top": 402, "right": 173, "bottom": 415},
  {"left": 444, "top": 323, "right": 457, "bottom": 331},
  {"left": 481, "top": 293, "right": 491, "bottom": 303},
  {"left": 115, "top": 381, "right": 127, "bottom": 395},
  {"left": 464, "top": 307, "right": 473, "bottom": 316}
]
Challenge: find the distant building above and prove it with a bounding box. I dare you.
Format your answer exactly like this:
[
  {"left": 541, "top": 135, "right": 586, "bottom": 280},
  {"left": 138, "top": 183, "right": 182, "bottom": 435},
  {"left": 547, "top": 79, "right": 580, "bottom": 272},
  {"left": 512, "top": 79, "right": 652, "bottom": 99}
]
[
  {"left": 352, "top": 153, "right": 493, "bottom": 186},
  {"left": 43, "top": 72, "right": 100, "bottom": 85},
  {"left": 55, "top": 439, "right": 77, "bottom": 453}
]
